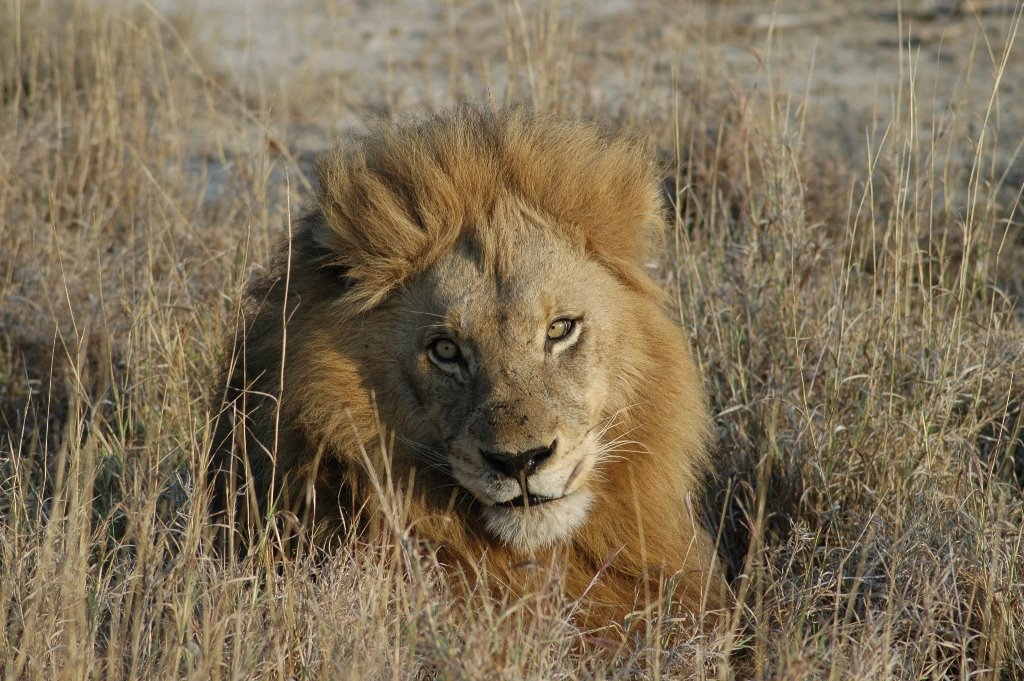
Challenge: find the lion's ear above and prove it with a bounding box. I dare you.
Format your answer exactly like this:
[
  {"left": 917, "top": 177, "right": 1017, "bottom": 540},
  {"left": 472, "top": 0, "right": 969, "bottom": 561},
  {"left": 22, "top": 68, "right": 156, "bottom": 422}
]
[
  {"left": 587, "top": 214, "right": 667, "bottom": 299},
  {"left": 523, "top": 132, "right": 668, "bottom": 297},
  {"left": 308, "top": 149, "right": 431, "bottom": 310},
  {"left": 577, "top": 140, "right": 668, "bottom": 280},
  {"left": 308, "top": 134, "right": 481, "bottom": 311},
  {"left": 494, "top": 112, "right": 667, "bottom": 296},
  {"left": 580, "top": 154, "right": 666, "bottom": 270}
]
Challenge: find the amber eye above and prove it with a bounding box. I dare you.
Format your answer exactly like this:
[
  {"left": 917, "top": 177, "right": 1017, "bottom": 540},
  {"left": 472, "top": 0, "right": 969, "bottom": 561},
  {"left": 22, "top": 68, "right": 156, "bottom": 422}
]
[
  {"left": 546, "top": 318, "right": 576, "bottom": 341},
  {"left": 430, "top": 338, "right": 461, "bottom": 362}
]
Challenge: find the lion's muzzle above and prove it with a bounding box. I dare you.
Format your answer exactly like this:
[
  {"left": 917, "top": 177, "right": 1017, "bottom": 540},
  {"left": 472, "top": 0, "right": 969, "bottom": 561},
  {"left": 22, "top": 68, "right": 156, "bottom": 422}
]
[{"left": 479, "top": 439, "right": 557, "bottom": 480}]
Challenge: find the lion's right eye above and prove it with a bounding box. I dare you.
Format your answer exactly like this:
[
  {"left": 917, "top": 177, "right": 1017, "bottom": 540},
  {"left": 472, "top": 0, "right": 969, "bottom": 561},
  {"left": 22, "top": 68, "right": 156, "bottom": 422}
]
[{"left": 429, "top": 338, "right": 461, "bottom": 363}]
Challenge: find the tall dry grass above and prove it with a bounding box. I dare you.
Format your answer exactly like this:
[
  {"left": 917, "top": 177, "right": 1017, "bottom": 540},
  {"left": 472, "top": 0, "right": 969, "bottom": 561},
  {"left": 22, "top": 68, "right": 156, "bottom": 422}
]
[{"left": 1, "top": 0, "right": 1022, "bottom": 678}]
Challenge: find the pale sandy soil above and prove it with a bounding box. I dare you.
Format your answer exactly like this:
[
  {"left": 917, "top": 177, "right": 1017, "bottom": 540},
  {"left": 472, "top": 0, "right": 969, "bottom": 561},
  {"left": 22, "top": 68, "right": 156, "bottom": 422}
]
[{"left": 164, "top": 0, "right": 1022, "bottom": 177}]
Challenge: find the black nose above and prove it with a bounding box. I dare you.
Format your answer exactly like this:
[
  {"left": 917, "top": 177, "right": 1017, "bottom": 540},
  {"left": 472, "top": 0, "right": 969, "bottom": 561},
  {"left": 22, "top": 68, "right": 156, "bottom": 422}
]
[{"left": 481, "top": 440, "right": 557, "bottom": 479}]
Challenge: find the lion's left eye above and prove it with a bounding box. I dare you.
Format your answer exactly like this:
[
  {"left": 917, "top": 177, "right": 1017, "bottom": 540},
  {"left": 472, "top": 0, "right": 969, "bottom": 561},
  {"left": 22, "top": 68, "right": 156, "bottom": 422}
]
[{"left": 546, "top": 319, "right": 576, "bottom": 341}]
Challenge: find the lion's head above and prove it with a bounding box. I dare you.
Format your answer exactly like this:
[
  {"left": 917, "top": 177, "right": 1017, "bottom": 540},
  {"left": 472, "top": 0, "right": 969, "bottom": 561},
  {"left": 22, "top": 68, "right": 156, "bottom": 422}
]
[
  {"left": 366, "top": 201, "right": 651, "bottom": 550},
  {"left": 211, "top": 106, "right": 725, "bottom": 625}
]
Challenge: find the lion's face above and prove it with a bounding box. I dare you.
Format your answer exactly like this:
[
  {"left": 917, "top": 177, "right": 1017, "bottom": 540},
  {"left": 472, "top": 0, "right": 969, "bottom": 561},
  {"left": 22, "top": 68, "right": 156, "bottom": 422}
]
[{"left": 380, "top": 211, "right": 630, "bottom": 551}]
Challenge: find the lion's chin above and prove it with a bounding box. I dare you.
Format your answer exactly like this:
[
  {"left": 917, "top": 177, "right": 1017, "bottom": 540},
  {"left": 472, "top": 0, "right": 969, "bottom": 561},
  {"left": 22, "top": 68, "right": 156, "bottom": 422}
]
[{"left": 480, "top": 488, "right": 594, "bottom": 552}]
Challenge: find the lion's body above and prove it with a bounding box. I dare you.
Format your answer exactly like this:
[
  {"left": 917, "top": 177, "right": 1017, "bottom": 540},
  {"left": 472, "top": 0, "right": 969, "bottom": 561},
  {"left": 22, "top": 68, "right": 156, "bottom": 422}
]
[{"left": 210, "top": 107, "right": 726, "bottom": 629}]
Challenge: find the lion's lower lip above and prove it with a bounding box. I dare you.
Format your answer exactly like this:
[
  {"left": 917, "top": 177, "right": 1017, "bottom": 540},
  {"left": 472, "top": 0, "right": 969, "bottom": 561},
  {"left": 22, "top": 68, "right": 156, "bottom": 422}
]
[{"left": 493, "top": 494, "right": 561, "bottom": 509}]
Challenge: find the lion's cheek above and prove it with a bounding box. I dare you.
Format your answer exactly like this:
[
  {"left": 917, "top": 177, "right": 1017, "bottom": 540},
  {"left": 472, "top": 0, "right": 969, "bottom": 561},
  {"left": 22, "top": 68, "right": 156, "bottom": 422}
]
[
  {"left": 561, "top": 446, "right": 598, "bottom": 497},
  {"left": 562, "top": 358, "right": 610, "bottom": 424},
  {"left": 400, "top": 365, "right": 472, "bottom": 445}
]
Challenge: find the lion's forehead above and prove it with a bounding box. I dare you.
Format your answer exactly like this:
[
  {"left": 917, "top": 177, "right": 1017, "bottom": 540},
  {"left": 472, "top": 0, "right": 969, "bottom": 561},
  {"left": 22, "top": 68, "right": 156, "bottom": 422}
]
[
  {"left": 426, "top": 263, "right": 563, "bottom": 336},
  {"left": 447, "top": 230, "right": 600, "bottom": 296}
]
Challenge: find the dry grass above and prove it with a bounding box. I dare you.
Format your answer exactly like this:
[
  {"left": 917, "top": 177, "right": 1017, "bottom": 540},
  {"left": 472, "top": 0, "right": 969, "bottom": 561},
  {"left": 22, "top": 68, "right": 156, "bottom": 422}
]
[{"left": 2, "top": 0, "right": 1023, "bottom": 678}]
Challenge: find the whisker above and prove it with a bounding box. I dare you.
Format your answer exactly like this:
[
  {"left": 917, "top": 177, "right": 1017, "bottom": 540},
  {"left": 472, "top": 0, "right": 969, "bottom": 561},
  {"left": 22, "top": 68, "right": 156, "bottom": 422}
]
[
  {"left": 405, "top": 309, "right": 447, "bottom": 319},
  {"left": 587, "top": 403, "right": 644, "bottom": 443}
]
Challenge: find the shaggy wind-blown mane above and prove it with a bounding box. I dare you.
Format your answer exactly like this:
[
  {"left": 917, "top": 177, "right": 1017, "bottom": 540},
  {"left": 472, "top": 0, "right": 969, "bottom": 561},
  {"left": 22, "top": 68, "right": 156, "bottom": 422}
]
[
  {"left": 210, "top": 105, "right": 725, "bottom": 633},
  {"left": 312, "top": 107, "right": 666, "bottom": 310}
]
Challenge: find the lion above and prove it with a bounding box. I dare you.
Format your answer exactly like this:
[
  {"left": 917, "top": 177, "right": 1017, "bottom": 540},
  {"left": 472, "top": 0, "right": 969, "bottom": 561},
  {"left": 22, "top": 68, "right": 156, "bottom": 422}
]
[{"left": 209, "top": 106, "right": 727, "bottom": 632}]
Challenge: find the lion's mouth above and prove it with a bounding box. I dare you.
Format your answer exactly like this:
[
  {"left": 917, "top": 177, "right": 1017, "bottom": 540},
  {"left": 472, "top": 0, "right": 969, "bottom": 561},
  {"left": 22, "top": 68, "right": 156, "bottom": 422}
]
[{"left": 493, "top": 493, "right": 562, "bottom": 509}]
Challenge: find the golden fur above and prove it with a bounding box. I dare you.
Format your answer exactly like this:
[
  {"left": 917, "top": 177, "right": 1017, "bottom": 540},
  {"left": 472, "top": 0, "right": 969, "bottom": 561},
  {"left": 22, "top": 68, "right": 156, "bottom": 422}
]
[{"left": 210, "top": 106, "right": 726, "bottom": 630}]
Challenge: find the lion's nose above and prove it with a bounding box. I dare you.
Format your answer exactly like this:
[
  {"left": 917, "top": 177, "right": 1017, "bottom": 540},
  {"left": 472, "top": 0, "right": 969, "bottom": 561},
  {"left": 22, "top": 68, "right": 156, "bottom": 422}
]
[{"left": 481, "top": 440, "right": 557, "bottom": 479}]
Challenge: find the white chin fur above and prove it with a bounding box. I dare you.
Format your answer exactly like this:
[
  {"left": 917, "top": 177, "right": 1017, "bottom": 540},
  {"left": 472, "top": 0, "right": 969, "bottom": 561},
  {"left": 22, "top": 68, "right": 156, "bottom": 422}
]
[{"left": 480, "top": 489, "right": 594, "bottom": 551}]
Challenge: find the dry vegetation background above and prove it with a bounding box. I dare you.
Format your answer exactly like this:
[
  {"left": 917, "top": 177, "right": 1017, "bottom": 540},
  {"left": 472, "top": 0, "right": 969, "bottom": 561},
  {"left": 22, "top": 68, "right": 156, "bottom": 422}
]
[{"left": 2, "top": 0, "right": 1023, "bottom": 678}]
